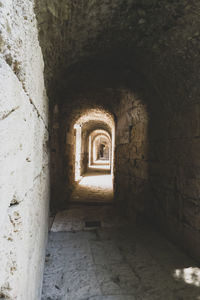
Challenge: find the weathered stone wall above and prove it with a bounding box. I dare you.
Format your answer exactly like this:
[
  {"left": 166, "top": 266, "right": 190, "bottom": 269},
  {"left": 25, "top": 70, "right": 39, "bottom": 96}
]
[
  {"left": 149, "top": 102, "right": 200, "bottom": 261},
  {"left": 114, "top": 90, "right": 149, "bottom": 217},
  {"left": 0, "top": 1, "right": 49, "bottom": 299},
  {"left": 114, "top": 89, "right": 200, "bottom": 261}
]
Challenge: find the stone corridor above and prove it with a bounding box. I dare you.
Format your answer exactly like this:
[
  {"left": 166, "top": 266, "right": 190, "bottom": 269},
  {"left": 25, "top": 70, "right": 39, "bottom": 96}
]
[
  {"left": 1, "top": 1, "right": 200, "bottom": 298},
  {"left": 42, "top": 171, "right": 200, "bottom": 300},
  {"left": 42, "top": 204, "right": 200, "bottom": 300}
]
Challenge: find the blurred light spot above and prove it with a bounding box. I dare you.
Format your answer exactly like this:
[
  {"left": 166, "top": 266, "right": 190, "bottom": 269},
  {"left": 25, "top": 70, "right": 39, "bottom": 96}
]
[{"left": 174, "top": 267, "right": 200, "bottom": 287}]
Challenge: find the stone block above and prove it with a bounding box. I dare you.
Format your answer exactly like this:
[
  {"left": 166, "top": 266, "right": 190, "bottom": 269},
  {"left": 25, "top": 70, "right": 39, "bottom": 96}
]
[{"left": 182, "top": 198, "right": 200, "bottom": 230}]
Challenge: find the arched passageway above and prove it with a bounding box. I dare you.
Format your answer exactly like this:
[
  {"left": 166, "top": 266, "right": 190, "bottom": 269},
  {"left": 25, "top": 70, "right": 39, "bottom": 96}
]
[
  {"left": 42, "top": 63, "right": 200, "bottom": 298},
  {"left": 73, "top": 109, "right": 115, "bottom": 181},
  {"left": 69, "top": 109, "right": 115, "bottom": 205},
  {"left": 40, "top": 1, "right": 200, "bottom": 294},
  {"left": 89, "top": 131, "right": 112, "bottom": 166},
  {"left": 1, "top": 0, "right": 200, "bottom": 299}
]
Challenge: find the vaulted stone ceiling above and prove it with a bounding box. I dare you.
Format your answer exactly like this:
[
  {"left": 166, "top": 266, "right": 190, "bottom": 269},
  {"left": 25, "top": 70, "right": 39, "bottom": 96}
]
[{"left": 35, "top": 0, "right": 200, "bottom": 109}]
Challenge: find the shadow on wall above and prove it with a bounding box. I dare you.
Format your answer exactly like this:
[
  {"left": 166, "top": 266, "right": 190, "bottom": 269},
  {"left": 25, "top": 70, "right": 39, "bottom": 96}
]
[
  {"left": 114, "top": 86, "right": 200, "bottom": 263},
  {"left": 114, "top": 90, "right": 150, "bottom": 218}
]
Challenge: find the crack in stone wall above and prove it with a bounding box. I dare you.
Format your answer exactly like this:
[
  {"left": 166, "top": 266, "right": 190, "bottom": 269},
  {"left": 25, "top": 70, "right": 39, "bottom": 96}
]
[{"left": 0, "top": 106, "right": 20, "bottom": 121}]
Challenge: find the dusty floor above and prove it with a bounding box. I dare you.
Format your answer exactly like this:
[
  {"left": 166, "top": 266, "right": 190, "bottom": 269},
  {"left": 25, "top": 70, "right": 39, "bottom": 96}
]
[
  {"left": 42, "top": 169, "right": 200, "bottom": 300},
  {"left": 42, "top": 205, "right": 200, "bottom": 300}
]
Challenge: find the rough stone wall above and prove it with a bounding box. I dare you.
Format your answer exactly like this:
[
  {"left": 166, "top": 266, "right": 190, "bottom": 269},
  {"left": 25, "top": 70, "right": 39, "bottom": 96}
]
[
  {"left": 0, "top": 1, "right": 49, "bottom": 299},
  {"left": 114, "top": 90, "right": 149, "bottom": 217},
  {"left": 80, "top": 129, "right": 87, "bottom": 176},
  {"left": 114, "top": 89, "right": 200, "bottom": 262},
  {"left": 149, "top": 102, "right": 200, "bottom": 261}
]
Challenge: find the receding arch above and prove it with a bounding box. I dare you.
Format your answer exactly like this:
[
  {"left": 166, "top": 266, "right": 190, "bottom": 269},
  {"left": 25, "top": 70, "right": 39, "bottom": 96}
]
[
  {"left": 89, "top": 130, "right": 112, "bottom": 168},
  {"left": 73, "top": 108, "right": 115, "bottom": 181}
]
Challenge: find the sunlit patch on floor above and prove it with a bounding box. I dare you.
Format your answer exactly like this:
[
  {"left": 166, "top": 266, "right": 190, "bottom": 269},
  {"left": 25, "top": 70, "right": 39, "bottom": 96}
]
[
  {"left": 174, "top": 267, "right": 200, "bottom": 287},
  {"left": 78, "top": 173, "right": 112, "bottom": 191},
  {"left": 89, "top": 161, "right": 110, "bottom": 171},
  {"left": 70, "top": 166, "right": 113, "bottom": 204}
]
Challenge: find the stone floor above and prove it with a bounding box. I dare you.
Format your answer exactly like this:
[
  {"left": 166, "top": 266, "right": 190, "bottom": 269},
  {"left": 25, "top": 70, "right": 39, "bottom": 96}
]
[
  {"left": 51, "top": 206, "right": 122, "bottom": 232},
  {"left": 69, "top": 166, "right": 113, "bottom": 205},
  {"left": 42, "top": 205, "right": 200, "bottom": 300}
]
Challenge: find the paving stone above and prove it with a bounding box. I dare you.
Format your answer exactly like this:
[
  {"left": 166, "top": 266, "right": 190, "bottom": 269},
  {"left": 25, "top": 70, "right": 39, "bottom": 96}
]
[
  {"left": 94, "top": 263, "right": 140, "bottom": 295},
  {"left": 63, "top": 269, "right": 102, "bottom": 300},
  {"left": 90, "top": 240, "right": 124, "bottom": 265},
  {"left": 42, "top": 206, "right": 200, "bottom": 300}
]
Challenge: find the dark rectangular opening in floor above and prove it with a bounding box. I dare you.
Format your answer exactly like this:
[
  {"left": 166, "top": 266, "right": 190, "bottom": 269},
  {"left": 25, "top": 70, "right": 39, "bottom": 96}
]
[{"left": 85, "top": 220, "right": 101, "bottom": 228}]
